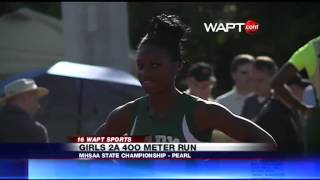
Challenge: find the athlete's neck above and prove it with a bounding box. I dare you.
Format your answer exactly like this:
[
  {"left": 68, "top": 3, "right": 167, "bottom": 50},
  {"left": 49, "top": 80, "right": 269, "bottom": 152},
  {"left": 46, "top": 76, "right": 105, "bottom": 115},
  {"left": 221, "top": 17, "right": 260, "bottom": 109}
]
[{"left": 147, "top": 89, "right": 182, "bottom": 118}]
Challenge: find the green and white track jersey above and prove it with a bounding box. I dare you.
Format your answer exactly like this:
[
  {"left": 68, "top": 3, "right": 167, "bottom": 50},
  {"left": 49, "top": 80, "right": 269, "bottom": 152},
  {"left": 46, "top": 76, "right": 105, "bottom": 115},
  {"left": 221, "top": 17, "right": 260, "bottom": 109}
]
[{"left": 128, "top": 93, "right": 212, "bottom": 142}]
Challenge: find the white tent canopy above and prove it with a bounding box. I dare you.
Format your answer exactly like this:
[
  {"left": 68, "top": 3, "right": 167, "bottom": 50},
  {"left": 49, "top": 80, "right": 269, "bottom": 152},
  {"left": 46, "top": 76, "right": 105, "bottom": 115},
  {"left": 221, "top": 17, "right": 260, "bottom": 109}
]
[
  {"left": 48, "top": 61, "right": 141, "bottom": 86},
  {"left": 0, "top": 8, "right": 63, "bottom": 74}
]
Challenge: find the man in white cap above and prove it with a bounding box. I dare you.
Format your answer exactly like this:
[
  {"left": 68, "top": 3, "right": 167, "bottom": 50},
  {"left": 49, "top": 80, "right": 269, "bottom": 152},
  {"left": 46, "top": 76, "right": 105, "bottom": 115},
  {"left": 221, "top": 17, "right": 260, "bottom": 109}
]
[{"left": 0, "top": 78, "right": 49, "bottom": 143}]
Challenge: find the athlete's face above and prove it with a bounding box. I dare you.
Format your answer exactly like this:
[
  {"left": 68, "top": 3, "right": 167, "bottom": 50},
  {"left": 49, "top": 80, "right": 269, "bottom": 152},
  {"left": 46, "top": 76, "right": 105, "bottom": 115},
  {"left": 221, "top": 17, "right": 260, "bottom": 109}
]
[{"left": 136, "top": 45, "right": 180, "bottom": 95}]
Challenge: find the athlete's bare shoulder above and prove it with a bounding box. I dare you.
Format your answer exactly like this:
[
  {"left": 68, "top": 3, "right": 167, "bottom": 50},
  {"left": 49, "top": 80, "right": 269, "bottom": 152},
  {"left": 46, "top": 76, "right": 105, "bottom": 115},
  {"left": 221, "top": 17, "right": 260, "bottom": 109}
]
[
  {"left": 95, "top": 96, "right": 145, "bottom": 135},
  {"left": 186, "top": 94, "right": 230, "bottom": 131},
  {"left": 191, "top": 95, "right": 228, "bottom": 116}
]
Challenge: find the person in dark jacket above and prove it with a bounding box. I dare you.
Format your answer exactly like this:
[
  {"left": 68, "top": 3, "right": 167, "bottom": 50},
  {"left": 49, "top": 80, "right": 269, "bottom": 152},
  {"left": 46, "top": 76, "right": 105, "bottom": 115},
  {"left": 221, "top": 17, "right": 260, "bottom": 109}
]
[
  {"left": 241, "top": 56, "right": 278, "bottom": 121},
  {"left": 255, "top": 74, "right": 310, "bottom": 154},
  {"left": 0, "top": 78, "right": 49, "bottom": 143}
]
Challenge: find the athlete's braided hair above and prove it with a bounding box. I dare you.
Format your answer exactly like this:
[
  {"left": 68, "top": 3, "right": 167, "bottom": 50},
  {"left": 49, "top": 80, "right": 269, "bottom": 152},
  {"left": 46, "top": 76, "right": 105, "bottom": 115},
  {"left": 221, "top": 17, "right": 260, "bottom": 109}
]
[{"left": 137, "top": 13, "right": 190, "bottom": 63}]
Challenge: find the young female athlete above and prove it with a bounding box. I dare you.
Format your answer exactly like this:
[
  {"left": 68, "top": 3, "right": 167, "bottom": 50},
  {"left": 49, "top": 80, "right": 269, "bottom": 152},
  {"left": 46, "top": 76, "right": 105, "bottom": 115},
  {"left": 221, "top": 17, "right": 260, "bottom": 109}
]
[{"left": 96, "top": 14, "right": 276, "bottom": 147}]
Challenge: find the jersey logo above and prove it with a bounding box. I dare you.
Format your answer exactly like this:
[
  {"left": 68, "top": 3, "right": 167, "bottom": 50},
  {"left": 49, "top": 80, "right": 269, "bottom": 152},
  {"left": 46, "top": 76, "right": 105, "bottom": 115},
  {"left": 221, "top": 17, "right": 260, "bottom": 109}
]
[
  {"left": 144, "top": 135, "right": 180, "bottom": 142},
  {"left": 130, "top": 115, "right": 203, "bottom": 142}
]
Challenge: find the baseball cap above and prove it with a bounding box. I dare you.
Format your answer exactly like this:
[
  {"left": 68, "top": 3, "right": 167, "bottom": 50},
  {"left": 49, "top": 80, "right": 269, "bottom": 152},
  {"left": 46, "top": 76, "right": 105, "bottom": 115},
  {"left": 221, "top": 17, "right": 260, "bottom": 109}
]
[{"left": 188, "top": 62, "right": 216, "bottom": 82}]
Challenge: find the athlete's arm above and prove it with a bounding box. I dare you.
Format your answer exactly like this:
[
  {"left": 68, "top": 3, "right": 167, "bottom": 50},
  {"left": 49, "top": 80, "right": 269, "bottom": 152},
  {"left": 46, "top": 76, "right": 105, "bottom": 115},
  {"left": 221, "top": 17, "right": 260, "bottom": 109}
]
[
  {"left": 95, "top": 102, "right": 134, "bottom": 136},
  {"left": 194, "top": 101, "right": 277, "bottom": 147},
  {"left": 270, "top": 63, "right": 310, "bottom": 114},
  {"left": 271, "top": 38, "right": 318, "bottom": 116}
]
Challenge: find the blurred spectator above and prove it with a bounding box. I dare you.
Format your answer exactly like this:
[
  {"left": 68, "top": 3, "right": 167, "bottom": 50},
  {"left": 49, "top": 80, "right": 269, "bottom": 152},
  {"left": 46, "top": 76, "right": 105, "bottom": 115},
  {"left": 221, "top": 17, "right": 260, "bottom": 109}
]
[
  {"left": 216, "top": 54, "right": 255, "bottom": 115},
  {"left": 185, "top": 62, "right": 216, "bottom": 101},
  {"left": 0, "top": 78, "right": 49, "bottom": 143},
  {"left": 256, "top": 74, "right": 310, "bottom": 154},
  {"left": 241, "top": 56, "right": 278, "bottom": 121}
]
